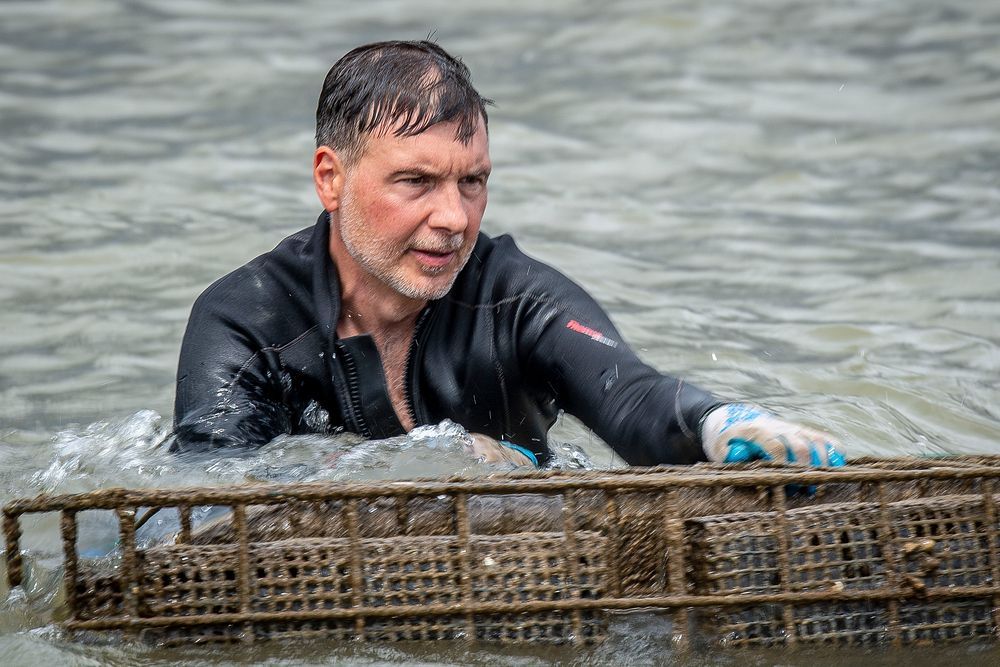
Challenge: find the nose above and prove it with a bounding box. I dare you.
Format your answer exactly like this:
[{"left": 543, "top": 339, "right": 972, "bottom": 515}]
[{"left": 427, "top": 183, "right": 468, "bottom": 234}]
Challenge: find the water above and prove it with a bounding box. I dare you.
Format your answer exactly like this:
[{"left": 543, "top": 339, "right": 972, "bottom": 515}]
[{"left": 1, "top": 0, "right": 999, "bottom": 663}]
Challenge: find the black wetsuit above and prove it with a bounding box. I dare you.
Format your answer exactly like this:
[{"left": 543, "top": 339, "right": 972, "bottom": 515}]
[{"left": 172, "top": 213, "right": 722, "bottom": 465}]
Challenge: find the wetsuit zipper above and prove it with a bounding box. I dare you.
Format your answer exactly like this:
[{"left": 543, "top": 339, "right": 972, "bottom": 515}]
[
  {"left": 336, "top": 341, "right": 371, "bottom": 438},
  {"left": 402, "top": 305, "right": 435, "bottom": 428}
]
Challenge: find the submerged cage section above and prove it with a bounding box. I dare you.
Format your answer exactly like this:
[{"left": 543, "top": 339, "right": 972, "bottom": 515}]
[
  {"left": 687, "top": 494, "right": 1000, "bottom": 646},
  {"left": 5, "top": 456, "right": 1000, "bottom": 646}
]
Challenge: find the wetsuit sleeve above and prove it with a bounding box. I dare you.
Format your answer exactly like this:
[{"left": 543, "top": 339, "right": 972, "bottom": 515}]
[
  {"left": 515, "top": 266, "right": 722, "bottom": 465},
  {"left": 171, "top": 278, "right": 292, "bottom": 452}
]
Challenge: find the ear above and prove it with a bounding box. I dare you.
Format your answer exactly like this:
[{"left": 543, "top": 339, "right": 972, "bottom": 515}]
[{"left": 313, "top": 146, "right": 346, "bottom": 212}]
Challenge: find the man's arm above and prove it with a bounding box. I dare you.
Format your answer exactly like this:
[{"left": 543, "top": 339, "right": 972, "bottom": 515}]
[
  {"left": 171, "top": 279, "right": 292, "bottom": 452},
  {"left": 508, "top": 259, "right": 720, "bottom": 465},
  {"left": 507, "top": 248, "right": 841, "bottom": 466}
]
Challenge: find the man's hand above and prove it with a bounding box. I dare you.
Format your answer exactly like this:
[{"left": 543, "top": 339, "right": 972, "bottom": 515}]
[
  {"left": 701, "top": 403, "right": 845, "bottom": 466},
  {"left": 467, "top": 433, "right": 538, "bottom": 467}
]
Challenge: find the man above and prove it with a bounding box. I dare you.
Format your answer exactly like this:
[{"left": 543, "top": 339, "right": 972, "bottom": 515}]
[{"left": 172, "top": 40, "right": 843, "bottom": 469}]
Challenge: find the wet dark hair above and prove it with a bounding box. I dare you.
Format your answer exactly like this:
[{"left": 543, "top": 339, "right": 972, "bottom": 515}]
[{"left": 315, "top": 40, "right": 492, "bottom": 164}]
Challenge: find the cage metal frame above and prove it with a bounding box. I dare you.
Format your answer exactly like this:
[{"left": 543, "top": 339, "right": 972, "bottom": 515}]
[{"left": 6, "top": 457, "right": 1000, "bottom": 647}]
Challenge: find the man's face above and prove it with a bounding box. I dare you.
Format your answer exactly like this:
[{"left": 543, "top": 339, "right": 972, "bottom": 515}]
[{"left": 334, "top": 117, "right": 491, "bottom": 301}]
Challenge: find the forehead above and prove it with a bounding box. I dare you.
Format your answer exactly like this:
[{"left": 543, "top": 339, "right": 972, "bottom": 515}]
[{"left": 358, "top": 118, "right": 490, "bottom": 171}]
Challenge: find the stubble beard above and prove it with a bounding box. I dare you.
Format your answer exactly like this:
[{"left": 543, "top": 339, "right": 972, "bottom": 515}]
[{"left": 337, "top": 198, "right": 473, "bottom": 302}]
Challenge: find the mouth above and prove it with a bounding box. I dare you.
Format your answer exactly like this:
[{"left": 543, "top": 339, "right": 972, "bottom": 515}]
[{"left": 409, "top": 247, "right": 458, "bottom": 268}]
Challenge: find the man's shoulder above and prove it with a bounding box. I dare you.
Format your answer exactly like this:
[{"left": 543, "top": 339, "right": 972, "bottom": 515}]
[
  {"left": 189, "top": 221, "right": 323, "bottom": 321},
  {"left": 458, "top": 231, "right": 578, "bottom": 297},
  {"left": 465, "top": 232, "right": 554, "bottom": 276}
]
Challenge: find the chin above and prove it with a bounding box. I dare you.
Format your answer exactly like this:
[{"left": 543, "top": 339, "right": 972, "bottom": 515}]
[
  {"left": 383, "top": 251, "right": 471, "bottom": 301},
  {"left": 412, "top": 280, "right": 457, "bottom": 301},
  {"left": 388, "top": 272, "right": 458, "bottom": 301}
]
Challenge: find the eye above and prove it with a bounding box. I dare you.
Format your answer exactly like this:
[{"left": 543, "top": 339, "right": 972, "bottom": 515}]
[
  {"left": 401, "top": 175, "right": 428, "bottom": 186},
  {"left": 460, "top": 175, "right": 488, "bottom": 190}
]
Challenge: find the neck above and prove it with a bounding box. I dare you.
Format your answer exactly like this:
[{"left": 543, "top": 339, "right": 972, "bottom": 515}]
[
  {"left": 338, "top": 284, "right": 424, "bottom": 338},
  {"left": 330, "top": 234, "right": 424, "bottom": 339}
]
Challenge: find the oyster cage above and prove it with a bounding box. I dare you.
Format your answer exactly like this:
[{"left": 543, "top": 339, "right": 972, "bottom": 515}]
[{"left": 5, "top": 455, "right": 1000, "bottom": 647}]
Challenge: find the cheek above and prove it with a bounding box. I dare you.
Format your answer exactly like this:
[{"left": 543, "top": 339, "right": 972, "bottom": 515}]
[
  {"left": 464, "top": 194, "right": 487, "bottom": 234},
  {"left": 356, "top": 195, "right": 414, "bottom": 239},
  {"left": 465, "top": 214, "right": 483, "bottom": 240}
]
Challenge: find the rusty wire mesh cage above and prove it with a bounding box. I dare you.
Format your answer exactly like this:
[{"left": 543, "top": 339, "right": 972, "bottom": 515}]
[{"left": 5, "top": 455, "right": 1000, "bottom": 647}]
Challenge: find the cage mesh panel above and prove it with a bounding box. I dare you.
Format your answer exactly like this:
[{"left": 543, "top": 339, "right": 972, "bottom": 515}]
[
  {"left": 688, "top": 494, "right": 1000, "bottom": 646},
  {"left": 9, "top": 455, "right": 1000, "bottom": 647},
  {"left": 76, "top": 532, "right": 605, "bottom": 644},
  {"left": 75, "top": 572, "right": 124, "bottom": 621},
  {"left": 897, "top": 598, "right": 994, "bottom": 643}
]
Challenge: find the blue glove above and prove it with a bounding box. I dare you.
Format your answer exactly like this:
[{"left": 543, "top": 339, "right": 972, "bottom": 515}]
[
  {"left": 724, "top": 437, "right": 846, "bottom": 467},
  {"left": 499, "top": 440, "right": 540, "bottom": 468},
  {"left": 467, "top": 433, "right": 538, "bottom": 467},
  {"left": 701, "top": 403, "right": 846, "bottom": 494}
]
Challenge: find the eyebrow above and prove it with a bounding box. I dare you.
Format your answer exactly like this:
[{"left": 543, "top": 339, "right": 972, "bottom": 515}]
[{"left": 390, "top": 164, "right": 491, "bottom": 179}]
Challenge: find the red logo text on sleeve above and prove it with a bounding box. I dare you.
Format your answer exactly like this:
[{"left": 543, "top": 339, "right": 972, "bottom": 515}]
[{"left": 566, "top": 319, "right": 618, "bottom": 348}]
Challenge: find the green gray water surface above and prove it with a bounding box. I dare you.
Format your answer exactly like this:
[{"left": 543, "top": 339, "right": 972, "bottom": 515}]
[{"left": 1, "top": 0, "right": 999, "bottom": 664}]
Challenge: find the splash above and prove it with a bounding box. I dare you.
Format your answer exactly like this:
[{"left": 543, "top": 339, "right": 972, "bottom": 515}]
[
  {"left": 29, "top": 410, "right": 175, "bottom": 496},
  {"left": 2, "top": 412, "right": 597, "bottom": 632},
  {"left": 15, "top": 412, "right": 596, "bottom": 502}
]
